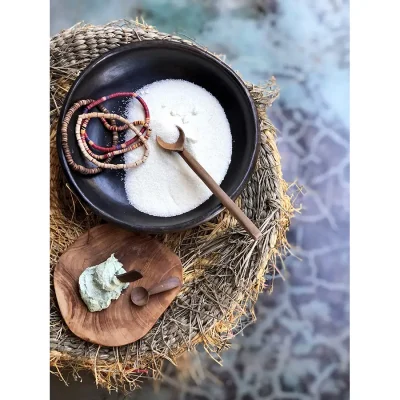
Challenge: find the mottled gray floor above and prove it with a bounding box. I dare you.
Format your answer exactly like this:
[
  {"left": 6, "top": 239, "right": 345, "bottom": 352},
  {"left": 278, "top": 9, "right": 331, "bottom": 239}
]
[{"left": 51, "top": 1, "right": 349, "bottom": 399}]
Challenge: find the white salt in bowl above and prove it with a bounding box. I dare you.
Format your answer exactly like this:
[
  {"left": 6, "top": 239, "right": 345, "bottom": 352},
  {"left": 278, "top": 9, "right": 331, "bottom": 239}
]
[{"left": 58, "top": 40, "right": 260, "bottom": 233}]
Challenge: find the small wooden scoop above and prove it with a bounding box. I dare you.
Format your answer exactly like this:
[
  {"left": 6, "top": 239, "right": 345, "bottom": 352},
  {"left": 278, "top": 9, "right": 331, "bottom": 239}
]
[
  {"left": 156, "top": 127, "right": 262, "bottom": 241},
  {"left": 115, "top": 269, "right": 143, "bottom": 283},
  {"left": 131, "top": 276, "right": 182, "bottom": 306}
]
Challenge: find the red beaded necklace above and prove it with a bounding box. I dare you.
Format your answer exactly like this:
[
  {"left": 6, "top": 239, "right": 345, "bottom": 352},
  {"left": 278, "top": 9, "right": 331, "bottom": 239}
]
[
  {"left": 61, "top": 91, "right": 151, "bottom": 175},
  {"left": 82, "top": 92, "right": 150, "bottom": 153}
]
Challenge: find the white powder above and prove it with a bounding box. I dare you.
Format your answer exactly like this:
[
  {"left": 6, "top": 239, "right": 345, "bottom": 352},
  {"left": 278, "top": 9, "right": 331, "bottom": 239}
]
[{"left": 124, "top": 79, "right": 232, "bottom": 217}]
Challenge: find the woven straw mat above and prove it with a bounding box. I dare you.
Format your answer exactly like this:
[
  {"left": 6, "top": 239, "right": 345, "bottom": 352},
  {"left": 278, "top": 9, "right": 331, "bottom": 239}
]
[{"left": 50, "top": 20, "right": 293, "bottom": 391}]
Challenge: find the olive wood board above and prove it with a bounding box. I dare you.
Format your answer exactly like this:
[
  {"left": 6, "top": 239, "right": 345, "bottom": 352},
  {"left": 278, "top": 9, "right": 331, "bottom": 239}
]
[{"left": 54, "top": 224, "right": 183, "bottom": 347}]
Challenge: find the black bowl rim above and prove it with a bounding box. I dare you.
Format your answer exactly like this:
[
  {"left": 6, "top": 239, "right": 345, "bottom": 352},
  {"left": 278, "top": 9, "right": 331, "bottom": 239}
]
[{"left": 56, "top": 40, "right": 260, "bottom": 233}]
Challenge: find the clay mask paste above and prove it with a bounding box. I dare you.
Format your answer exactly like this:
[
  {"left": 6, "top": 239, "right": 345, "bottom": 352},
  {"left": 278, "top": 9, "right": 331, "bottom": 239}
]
[{"left": 79, "top": 254, "right": 129, "bottom": 312}]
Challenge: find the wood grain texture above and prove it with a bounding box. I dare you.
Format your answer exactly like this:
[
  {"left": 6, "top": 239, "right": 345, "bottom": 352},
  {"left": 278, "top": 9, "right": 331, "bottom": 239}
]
[
  {"left": 157, "top": 127, "right": 261, "bottom": 241},
  {"left": 54, "top": 224, "right": 183, "bottom": 347}
]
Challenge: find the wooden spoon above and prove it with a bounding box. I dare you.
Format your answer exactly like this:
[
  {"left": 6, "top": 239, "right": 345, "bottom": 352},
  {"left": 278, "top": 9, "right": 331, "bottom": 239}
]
[
  {"left": 115, "top": 269, "right": 143, "bottom": 283},
  {"left": 131, "top": 276, "right": 182, "bottom": 306},
  {"left": 156, "top": 127, "right": 262, "bottom": 241}
]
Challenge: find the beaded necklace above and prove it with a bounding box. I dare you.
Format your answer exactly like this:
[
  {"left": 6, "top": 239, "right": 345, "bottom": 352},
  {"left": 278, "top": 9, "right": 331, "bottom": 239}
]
[
  {"left": 61, "top": 92, "right": 151, "bottom": 175},
  {"left": 76, "top": 112, "right": 149, "bottom": 170}
]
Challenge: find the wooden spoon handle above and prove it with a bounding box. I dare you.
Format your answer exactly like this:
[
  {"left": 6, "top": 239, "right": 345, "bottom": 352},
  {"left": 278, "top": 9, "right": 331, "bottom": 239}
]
[
  {"left": 148, "top": 277, "right": 182, "bottom": 296},
  {"left": 180, "top": 149, "right": 262, "bottom": 241}
]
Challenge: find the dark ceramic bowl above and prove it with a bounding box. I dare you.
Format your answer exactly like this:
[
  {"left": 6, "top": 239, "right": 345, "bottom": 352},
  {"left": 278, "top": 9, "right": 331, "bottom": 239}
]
[{"left": 57, "top": 40, "right": 260, "bottom": 233}]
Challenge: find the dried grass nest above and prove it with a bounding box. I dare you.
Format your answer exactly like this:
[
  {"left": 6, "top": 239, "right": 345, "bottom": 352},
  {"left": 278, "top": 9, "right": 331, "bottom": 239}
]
[{"left": 50, "top": 20, "right": 294, "bottom": 391}]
